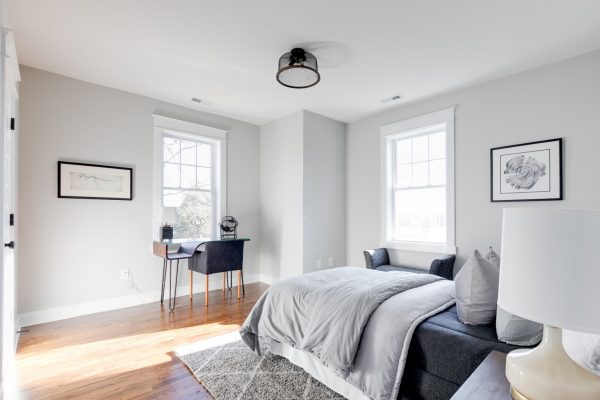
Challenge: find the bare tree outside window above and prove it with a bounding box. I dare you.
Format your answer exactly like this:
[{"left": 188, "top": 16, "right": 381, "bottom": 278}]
[{"left": 162, "top": 135, "right": 215, "bottom": 239}]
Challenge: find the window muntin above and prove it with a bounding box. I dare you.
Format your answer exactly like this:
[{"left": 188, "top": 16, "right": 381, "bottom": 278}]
[
  {"left": 161, "top": 133, "right": 217, "bottom": 240},
  {"left": 381, "top": 108, "right": 455, "bottom": 253},
  {"left": 389, "top": 126, "right": 447, "bottom": 244}
]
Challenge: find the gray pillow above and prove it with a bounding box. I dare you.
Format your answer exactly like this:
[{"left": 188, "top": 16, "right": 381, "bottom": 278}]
[
  {"left": 496, "top": 307, "right": 543, "bottom": 346},
  {"left": 492, "top": 247, "right": 543, "bottom": 346},
  {"left": 564, "top": 331, "right": 600, "bottom": 375},
  {"left": 455, "top": 249, "right": 500, "bottom": 325}
]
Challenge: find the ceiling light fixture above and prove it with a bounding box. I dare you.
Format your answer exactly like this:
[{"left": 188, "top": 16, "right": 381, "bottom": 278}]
[{"left": 276, "top": 48, "right": 320, "bottom": 89}]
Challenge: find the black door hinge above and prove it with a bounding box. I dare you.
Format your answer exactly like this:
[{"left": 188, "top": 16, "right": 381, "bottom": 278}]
[
  {"left": 9, "top": 213, "right": 14, "bottom": 226},
  {"left": 10, "top": 117, "right": 15, "bottom": 131}
]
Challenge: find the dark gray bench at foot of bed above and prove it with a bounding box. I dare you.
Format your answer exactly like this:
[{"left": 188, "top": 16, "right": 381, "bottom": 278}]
[
  {"left": 398, "top": 306, "right": 521, "bottom": 400},
  {"left": 363, "top": 248, "right": 456, "bottom": 281}
]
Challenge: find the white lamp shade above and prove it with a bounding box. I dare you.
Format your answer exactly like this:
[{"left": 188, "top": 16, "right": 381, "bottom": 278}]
[
  {"left": 162, "top": 206, "right": 178, "bottom": 225},
  {"left": 499, "top": 208, "right": 600, "bottom": 333}
]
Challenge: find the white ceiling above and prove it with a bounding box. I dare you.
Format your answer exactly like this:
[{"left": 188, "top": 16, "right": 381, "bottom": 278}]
[{"left": 8, "top": 1, "right": 600, "bottom": 125}]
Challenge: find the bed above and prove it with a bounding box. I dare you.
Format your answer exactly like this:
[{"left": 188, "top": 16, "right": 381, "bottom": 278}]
[{"left": 240, "top": 267, "right": 519, "bottom": 400}]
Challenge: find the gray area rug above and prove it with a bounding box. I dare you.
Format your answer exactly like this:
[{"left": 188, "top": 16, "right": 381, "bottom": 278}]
[{"left": 177, "top": 339, "right": 346, "bottom": 400}]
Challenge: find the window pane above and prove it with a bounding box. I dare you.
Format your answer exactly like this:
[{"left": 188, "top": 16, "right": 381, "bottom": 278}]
[
  {"left": 412, "top": 161, "right": 428, "bottom": 186},
  {"left": 163, "top": 137, "right": 180, "bottom": 163},
  {"left": 162, "top": 190, "right": 212, "bottom": 239},
  {"left": 395, "top": 138, "right": 412, "bottom": 164},
  {"left": 412, "top": 135, "right": 429, "bottom": 162},
  {"left": 395, "top": 164, "right": 412, "bottom": 188},
  {"left": 429, "top": 159, "right": 446, "bottom": 185},
  {"left": 197, "top": 167, "right": 211, "bottom": 189},
  {"left": 180, "top": 140, "right": 196, "bottom": 165},
  {"left": 197, "top": 144, "right": 212, "bottom": 167},
  {"left": 393, "top": 187, "right": 446, "bottom": 243},
  {"left": 163, "top": 189, "right": 184, "bottom": 207},
  {"left": 163, "top": 163, "right": 180, "bottom": 187},
  {"left": 429, "top": 131, "right": 446, "bottom": 160},
  {"left": 181, "top": 165, "right": 196, "bottom": 188}
]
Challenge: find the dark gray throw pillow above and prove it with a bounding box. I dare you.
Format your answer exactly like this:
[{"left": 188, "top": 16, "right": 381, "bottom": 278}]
[{"left": 455, "top": 249, "right": 500, "bottom": 325}]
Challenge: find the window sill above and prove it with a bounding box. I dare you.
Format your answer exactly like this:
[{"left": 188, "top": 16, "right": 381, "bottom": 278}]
[{"left": 380, "top": 241, "right": 456, "bottom": 255}]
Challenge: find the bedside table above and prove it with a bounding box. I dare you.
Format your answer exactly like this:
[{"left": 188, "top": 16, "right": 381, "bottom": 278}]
[{"left": 451, "top": 351, "right": 512, "bottom": 400}]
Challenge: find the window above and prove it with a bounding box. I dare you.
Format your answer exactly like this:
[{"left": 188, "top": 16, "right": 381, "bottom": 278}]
[
  {"left": 153, "top": 115, "right": 227, "bottom": 240},
  {"left": 381, "top": 107, "right": 455, "bottom": 253}
]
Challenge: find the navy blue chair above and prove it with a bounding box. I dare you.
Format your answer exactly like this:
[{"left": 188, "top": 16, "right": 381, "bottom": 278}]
[{"left": 187, "top": 239, "right": 247, "bottom": 306}]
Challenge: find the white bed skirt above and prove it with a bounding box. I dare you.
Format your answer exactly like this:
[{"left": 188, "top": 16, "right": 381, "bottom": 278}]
[{"left": 270, "top": 340, "right": 371, "bottom": 400}]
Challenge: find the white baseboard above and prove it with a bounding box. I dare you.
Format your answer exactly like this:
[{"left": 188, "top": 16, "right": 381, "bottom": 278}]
[
  {"left": 18, "top": 273, "right": 270, "bottom": 328},
  {"left": 14, "top": 314, "right": 20, "bottom": 349},
  {"left": 257, "top": 273, "right": 273, "bottom": 285}
]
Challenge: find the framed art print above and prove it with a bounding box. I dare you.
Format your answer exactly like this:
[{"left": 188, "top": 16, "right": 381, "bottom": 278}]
[
  {"left": 58, "top": 161, "right": 133, "bottom": 200},
  {"left": 490, "top": 138, "right": 562, "bottom": 202}
]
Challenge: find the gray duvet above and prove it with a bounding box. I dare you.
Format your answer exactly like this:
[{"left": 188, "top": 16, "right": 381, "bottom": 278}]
[{"left": 240, "top": 267, "right": 456, "bottom": 399}]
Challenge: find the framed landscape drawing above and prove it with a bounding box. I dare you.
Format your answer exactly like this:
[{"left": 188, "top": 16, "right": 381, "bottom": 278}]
[
  {"left": 58, "top": 161, "right": 133, "bottom": 200},
  {"left": 490, "top": 138, "right": 562, "bottom": 202}
]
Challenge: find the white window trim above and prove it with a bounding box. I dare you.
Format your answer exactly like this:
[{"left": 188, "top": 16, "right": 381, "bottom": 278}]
[
  {"left": 380, "top": 107, "right": 456, "bottom": 254},
  {"left": 152, "top": 114, "right": 227, "bottom": 240}
]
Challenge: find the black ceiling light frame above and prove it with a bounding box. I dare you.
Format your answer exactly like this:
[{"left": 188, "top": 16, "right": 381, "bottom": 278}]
[{"left": 276, "top": 48, "right": 320, "bottom": 89}]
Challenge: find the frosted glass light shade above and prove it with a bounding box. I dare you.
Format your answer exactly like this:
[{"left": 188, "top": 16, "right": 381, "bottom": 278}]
[
  {"left": 276, "top": 48, "right": 320, "bottom": 89},
  {"left": 498, "top": 208, "right": 600, "bottom": 333}
]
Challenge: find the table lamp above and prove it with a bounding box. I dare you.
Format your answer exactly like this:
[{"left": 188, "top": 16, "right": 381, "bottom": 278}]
[
  {"left": 160, "top": 207, "right": 177, "bottom": 240},
  {"left": 498, "top": 208, "right": 600, "bottom": 400}
]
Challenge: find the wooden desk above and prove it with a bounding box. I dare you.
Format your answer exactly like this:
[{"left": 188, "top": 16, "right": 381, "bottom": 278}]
[
  {"left": 153, "top": 238, "right": 250, "bottom": 309},
  {"left": 152, "top": 239, "right": 200, "bottom": 311},
  {"left": 451, "top": 351, "right": 512, "bottom": 400}
]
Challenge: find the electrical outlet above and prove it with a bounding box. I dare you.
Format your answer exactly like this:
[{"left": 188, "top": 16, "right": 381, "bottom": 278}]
[
  {"left": 316, "top": 259, "right": 322, "bottom": 269},
  {"left": 328, "top": 257, "right": 334, "bottom": 267},
  {"left": 120, "top": 269, "right": 130, "bottom": 281}
]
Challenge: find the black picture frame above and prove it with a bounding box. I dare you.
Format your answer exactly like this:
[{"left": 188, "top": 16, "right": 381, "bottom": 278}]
[
  {"left": 58, "top": 161, "right": 133, "bottom": 200},
  {"left": 490, "top": 138, "right": 563, "bottom": 202}
]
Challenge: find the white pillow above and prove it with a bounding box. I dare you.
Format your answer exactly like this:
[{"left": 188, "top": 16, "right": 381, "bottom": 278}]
[{"left": 455, "top": 249, "right": 500, "bottom": 325}]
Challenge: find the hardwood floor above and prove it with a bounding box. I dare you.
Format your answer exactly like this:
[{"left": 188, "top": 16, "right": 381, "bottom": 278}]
[{"left": 14, "top": 282, "right": 269, "bottom": 400}]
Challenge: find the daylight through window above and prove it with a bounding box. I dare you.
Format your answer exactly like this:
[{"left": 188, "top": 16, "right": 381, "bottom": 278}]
[
  {"left": 162, "top": 132, "right": 218, "bottom": 239},
  {"left": 382, "top": 108, "right": 455, "bottom": 253}
]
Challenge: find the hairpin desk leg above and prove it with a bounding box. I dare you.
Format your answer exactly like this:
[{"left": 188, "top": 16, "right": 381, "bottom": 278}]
[
  {"left": 205, "top": 274, "right": 209, "bottom": 307},
  {"left": 241, "top": 269, "right": 245, "bottom": 297},
  {"left": 189, "top": 270, "right": 193, "bottom": 300},
  {"left": 168, "top": 260, "right": 179, "bottom": 312},
  {"left": 160, "top": 259, "right": 167, "bottom": 304}
]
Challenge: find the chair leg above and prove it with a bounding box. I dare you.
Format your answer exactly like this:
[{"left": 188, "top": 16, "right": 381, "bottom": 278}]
[
  {"left": 222, "top": 272, "right": 226, "bottom": 293},
  {"left": 205, "top": 274, "right": 209, "bottom": 307},
  {"left": 160, "top": 259, "right": 167, "bottom": 304},
  {"left": 189, "top": 269, "right": 193, "bottom": 300},
  {"left": 237, "top": 270, "right": 241, "bottom": 299}
]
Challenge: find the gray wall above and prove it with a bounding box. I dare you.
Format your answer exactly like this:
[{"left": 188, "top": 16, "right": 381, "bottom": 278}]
[
  {"left": 303, "top": 111, "right": 346, "bottom": 273},
  {"left": 347, "top": 50, "right": 600, "bottom": 271},
  {"left": 18, "top": 66, "right": 261, "bottom": 317},
  {"left": 259, "top": 111, "right": 304, "bottom": 282},
  {"left": 260, "top": 110, "right": 347, "bottom": 281}
]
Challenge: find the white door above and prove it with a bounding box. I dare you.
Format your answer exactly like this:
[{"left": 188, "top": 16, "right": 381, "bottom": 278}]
[{"left": 0, "top": 29, "right": 17, "bottom": 397}]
